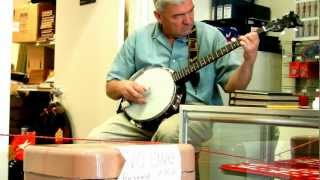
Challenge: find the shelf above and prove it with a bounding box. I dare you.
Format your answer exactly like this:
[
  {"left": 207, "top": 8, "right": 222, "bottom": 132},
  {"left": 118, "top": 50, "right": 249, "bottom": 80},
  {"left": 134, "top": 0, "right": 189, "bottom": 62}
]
[
  {"left": 17, "top": 87, "right": 53, "bottom": 93},
  {"left": 300, "top": 16, "right": 320, "bottom": 21},
  {"left": 35, "top": 40, "right": 55, "bottom": 48},
  {"left": 295, "top": 36, "right": 320, "bottom": 41}
]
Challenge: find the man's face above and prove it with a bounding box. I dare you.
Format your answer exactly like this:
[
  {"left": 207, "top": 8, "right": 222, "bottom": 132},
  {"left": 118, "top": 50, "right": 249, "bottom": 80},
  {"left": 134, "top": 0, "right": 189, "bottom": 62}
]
[{"left": 154, "top": 0, "right": 194, "bottom": 38}]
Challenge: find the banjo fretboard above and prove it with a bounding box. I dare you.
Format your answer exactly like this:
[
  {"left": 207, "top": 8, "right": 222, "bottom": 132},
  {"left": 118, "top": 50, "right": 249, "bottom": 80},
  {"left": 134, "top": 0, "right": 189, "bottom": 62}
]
[
  {"left": 172, "top": 28, "right": 267, "bottom": 83},
  {"left": 172, "top": 40, "right": 241, "bottom": 82}
]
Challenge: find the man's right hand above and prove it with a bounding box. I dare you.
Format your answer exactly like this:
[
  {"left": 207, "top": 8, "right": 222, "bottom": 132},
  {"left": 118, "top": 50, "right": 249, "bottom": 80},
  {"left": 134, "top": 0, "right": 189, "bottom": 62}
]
[
  {"left": 119, "top": 80, "right": 146, "bottom": 104},
  {"left": 106, "top": 80, "right": 146, "bottom": 104}
]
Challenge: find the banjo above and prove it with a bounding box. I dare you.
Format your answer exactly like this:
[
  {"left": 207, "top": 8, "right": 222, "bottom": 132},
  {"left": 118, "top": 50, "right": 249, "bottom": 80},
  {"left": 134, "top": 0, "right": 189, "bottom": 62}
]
[{"left": 118, "top": 12, "right": 302, "bottom": 130}]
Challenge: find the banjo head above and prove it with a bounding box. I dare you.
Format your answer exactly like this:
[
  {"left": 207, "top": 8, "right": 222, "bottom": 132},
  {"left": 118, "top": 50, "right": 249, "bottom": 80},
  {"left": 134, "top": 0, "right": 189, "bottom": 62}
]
[{"left": 123, "top": 67, "right": 176, "bottom": 122}]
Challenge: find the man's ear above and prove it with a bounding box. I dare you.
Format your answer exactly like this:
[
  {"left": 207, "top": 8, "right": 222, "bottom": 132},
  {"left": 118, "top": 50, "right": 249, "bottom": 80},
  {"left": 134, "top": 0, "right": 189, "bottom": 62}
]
[{"left": 153, "top": 11, "right": 161, "bottom": 23}]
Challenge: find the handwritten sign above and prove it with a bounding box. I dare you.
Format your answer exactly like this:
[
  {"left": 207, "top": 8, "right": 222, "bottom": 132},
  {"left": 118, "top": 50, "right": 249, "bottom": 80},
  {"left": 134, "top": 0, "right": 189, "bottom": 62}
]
[{"left": 117, "top": 144, "right": 181, "bottom": 180}]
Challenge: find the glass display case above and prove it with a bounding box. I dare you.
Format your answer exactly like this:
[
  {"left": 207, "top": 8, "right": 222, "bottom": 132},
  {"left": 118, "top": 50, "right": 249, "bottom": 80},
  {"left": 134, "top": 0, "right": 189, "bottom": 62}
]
[{"left": 179, "top": 105, "right": 320, "bottom": 180}]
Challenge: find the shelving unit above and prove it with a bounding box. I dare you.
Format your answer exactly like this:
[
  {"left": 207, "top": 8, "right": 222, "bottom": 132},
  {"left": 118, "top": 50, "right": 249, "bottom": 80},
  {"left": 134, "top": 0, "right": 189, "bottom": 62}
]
[
  {"left": 295, "top": 0, "right": 320, "bottom": 41},
  {"left": 9, "top": 0, "right": 57, "bottom": 168},
  {"left": 280, "top": 0, "right": 320, "bottom": 98}
]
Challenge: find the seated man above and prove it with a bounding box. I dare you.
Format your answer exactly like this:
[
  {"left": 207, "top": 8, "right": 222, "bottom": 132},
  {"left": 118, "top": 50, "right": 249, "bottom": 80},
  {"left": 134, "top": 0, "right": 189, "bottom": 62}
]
[{"left": 88, "top": 0, "right": 259, "bottom": 178}]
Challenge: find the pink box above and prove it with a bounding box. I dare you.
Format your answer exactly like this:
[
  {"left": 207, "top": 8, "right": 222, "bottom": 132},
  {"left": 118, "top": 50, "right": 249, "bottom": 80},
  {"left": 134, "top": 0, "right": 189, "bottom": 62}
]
[{"left": 24, "top": 143, "right": 195, "bottom": 180}]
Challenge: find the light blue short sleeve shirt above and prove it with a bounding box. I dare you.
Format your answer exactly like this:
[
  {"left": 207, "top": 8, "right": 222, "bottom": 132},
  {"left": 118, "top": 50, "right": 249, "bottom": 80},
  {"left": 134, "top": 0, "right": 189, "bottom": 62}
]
[{"left": 107, "top": 22, "right": 241, "bottom": 105}]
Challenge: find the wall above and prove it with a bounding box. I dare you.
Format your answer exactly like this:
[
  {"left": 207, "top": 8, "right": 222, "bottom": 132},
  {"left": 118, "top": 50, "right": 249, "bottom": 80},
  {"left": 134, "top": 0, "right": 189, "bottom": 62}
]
[
  {"left": 256, "top": 0, "right": 295, "bottom": 19},
  {"left": 55, "top": 0, "right": 124, "bottom": 139},
  {"left": 127, "top": 0, "right": 155, "bottom": 35},
  {"left": 194, "top": 0, "right": 211, "bottom": 21},
  {"left": 11, "top": 44, "right": 20, "bottom": 69},
  {"left": 0, "top": 1, "right": 11, "bottom": 179}
]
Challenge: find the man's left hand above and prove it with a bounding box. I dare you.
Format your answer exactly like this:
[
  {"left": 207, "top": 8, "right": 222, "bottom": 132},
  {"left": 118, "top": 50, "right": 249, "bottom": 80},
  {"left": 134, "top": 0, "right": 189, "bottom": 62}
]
[{"left": 238, "top": 32, "right": 260, "bottom": 65}]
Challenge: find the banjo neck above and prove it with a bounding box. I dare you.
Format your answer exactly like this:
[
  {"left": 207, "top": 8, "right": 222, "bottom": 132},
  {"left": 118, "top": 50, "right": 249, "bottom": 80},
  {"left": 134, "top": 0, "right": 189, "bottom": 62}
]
[
  {"left": 172, "top": 28, "right": 265, "bottom": 83},
  {"left": 172, "top": 38, "right": 241, "bottom": 83}
]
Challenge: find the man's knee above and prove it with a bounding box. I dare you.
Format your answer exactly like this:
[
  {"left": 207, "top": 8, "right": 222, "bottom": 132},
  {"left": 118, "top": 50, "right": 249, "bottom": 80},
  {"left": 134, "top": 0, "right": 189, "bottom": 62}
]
[
  {"left": 189, "top": 121, "right": 213, "bottom": 142},
  {"left": 152, "top": 117, "right": 179, "bottom": 143},
  {"left": 86, "top": 113, "right": 129, "bottom": 140},
  {"left": 184, "top": 121, "right": 213, "bottom": 148},
  {"left": 87, "top": 120, "right": 114, "bottom": 140},
  {"left": 152, "top": 116, "right": 213, "bottom": 147}
]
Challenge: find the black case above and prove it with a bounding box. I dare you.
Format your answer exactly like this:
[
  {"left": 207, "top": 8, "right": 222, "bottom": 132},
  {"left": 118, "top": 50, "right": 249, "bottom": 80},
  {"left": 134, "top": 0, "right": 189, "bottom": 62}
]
[{"left": 212, "top": 0, "right": 270, "bottom": 21}]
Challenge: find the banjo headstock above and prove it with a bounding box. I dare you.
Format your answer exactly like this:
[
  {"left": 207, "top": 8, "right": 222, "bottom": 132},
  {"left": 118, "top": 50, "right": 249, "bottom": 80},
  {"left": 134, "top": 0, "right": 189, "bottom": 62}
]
[{"left": 260, "top": 11, "right": 303, "bottom": 33}]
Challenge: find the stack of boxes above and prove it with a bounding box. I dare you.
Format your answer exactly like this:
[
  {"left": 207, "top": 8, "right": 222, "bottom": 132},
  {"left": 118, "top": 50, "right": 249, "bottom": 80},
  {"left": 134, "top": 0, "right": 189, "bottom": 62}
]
[
  {"left": 38, "top": 7, "right": 55, "bottom": 43},
  {"left": 13, "top": 4, "right": 40, "bottom": 43},
  {"left": 13, "top": 2, "right": 55, "bottom": 84},
  {"left": 13, "top": 3, "right": 55, "bottom": 43}
]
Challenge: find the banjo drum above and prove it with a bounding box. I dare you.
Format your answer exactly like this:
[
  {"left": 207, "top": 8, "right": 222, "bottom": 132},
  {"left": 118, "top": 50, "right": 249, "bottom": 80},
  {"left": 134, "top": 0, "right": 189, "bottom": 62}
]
[{"left": 120, "top": 66, "right": 184, "bottom": 123}]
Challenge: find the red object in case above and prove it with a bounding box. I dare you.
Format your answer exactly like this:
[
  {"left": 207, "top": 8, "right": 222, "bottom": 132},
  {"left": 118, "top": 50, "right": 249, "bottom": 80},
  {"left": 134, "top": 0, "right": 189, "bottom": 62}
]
[
  {"left": 221, "top": 157, "right": 319, "bottom": 179},
  {"left": 299, "top": 61, "right": 319, "bottom": 79},
  {"left": 289, "top": 61, "right": 301, "bottom": 78},
  {"left": 11, "top": 132, "right": 36, "bottom": 160}
]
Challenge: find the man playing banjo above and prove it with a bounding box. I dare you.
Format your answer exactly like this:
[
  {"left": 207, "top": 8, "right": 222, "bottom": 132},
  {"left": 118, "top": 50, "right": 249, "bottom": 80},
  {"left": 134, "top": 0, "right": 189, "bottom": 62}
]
[{"left": 88, "top": 0, "right": 259, "bottom": 178}]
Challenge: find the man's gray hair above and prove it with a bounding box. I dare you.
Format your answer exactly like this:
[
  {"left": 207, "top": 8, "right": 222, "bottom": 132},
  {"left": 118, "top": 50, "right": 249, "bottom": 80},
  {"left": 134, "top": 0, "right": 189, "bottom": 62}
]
[{"left": 153, "top": 0, "right": 185, "bottom": 11}]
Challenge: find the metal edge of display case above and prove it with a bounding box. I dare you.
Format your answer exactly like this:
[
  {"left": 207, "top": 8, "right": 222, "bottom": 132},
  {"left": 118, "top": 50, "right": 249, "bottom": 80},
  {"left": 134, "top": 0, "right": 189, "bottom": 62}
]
[{"left": 179, "top": 105, "right": 320, "bottom": 144}]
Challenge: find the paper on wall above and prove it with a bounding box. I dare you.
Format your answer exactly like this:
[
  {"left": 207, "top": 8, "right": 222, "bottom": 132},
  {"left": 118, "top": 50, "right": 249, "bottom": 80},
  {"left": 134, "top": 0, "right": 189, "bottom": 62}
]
[
  {"left": 117, "top": 144, "right": 182, "bottom": 180},
  {"left": 13, "top": 22, "right": 20, "bottom": 32}
]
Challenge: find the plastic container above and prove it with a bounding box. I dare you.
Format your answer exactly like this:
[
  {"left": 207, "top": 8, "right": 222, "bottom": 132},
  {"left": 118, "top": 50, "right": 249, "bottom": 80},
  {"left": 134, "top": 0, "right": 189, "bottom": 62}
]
[
  {"left": 312, "top": 88, "right": 320, "bottom": 110},
  {"left": 298, "top": 89, "right": 309, "bottom": 107}
]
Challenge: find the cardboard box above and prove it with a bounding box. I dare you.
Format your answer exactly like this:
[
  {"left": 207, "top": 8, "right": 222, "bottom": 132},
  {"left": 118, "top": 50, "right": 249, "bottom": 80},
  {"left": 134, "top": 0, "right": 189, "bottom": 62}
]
[
  {"left": 13, "top": 3, "right": 54, "bottom": 42},
  {"left": 27, "top": 46, "right": 54, "bottom": 73},
  {"left": 28, "top": 69, "right": 49, "bottom": 84},
  {"left": 24, "top": 143, "right": 195, "bottom": 180},
  {"left": 291, "top": 136, "right": 319, "bottom": 158},
  {"left": 27, "top": 45, "right": 54, "bottom": 84}
]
